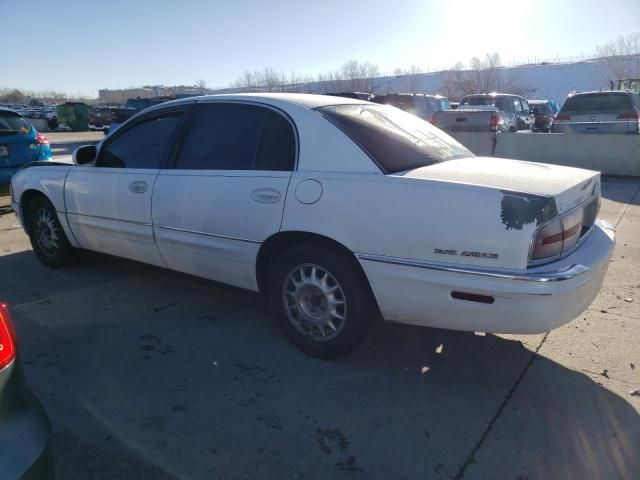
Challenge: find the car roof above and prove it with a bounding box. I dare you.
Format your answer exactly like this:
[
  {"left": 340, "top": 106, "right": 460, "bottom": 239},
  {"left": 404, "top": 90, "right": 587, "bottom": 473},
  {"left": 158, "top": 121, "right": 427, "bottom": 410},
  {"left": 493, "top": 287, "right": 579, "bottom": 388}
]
[
  {"left": 142, "top": 93, "right": 371, "bottom": 116},
  {"left": 376, "top": 93, "right": 446, "bottom": 99},
  {"left": 570, "top": 90, "right": 632, "bottom": 96},
  {"left": 528, "top": 99, "right": 550, "bottom": 103},
  {"left": 464, "top": 93, "right": 519, "bottom": 98}
]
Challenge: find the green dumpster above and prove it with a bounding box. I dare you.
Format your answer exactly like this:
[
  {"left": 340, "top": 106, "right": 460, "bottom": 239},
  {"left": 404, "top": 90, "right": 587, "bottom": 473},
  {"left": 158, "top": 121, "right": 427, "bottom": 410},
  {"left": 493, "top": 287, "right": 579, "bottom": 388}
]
[{"left": 56, "top": 102, "right": 90, "bottom": 131}]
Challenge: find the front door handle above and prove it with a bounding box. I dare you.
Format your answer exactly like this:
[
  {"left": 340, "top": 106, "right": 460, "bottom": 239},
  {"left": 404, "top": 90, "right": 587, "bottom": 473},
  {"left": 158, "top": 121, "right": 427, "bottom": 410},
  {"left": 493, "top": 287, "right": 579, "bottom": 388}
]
[
  {"left": 251, "top": 188, "right": 281, "bottom": 204},
  {"left": 129, "top": 181, "right": 148, "bottom": 194}
]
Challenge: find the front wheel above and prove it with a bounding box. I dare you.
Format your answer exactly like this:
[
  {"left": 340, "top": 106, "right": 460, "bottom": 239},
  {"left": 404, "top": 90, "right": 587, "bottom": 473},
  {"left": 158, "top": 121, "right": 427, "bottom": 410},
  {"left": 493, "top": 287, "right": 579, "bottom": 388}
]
[
  {"left": 27, "top": 197, "right": 75, "bottom": 268},
  {"left": 269, "top": 245, "right": 374, "bottom": 358}
]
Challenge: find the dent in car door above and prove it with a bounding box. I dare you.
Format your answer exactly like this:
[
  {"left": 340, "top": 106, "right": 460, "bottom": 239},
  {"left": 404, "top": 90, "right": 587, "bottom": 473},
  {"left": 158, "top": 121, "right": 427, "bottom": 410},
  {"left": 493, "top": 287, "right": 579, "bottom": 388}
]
[
  {"left": 65, "top": 110, "right": 185, "bottom": 266},
  {"left": 152, "top": 102, "right": 297, "bottom": 290}
]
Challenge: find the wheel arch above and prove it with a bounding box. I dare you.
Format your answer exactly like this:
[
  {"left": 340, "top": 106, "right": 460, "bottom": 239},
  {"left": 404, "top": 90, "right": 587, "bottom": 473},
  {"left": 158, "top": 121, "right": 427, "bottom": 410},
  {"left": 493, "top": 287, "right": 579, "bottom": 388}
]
[
  {"left": 256, "top": 231, "right": 376, "bottom": 303},
  {"left": 20, "top": 189, "right": 49, "bottom": 230}
]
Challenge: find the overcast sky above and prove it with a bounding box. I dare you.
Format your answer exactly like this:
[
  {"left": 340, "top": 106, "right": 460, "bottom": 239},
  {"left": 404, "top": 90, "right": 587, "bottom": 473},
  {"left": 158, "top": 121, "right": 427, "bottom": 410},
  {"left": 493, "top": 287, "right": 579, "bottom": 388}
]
[{"left": 2, "top": 0, "right": 639, "bottom": 97}]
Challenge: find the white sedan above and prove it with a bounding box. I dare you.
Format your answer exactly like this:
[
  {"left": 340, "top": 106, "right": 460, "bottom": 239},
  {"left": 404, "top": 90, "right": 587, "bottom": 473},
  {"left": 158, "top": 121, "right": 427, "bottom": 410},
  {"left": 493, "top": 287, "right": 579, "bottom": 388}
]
[{"left": 10, "top": 93, "right": 615, "bottom": 357}]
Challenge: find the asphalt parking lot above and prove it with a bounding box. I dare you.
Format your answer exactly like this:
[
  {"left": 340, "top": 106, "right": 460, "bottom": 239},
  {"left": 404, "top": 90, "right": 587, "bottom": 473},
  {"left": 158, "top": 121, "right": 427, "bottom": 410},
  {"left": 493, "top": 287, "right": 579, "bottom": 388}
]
[{"left": 0, "top": 135, "right": 639, "bottom": 479}]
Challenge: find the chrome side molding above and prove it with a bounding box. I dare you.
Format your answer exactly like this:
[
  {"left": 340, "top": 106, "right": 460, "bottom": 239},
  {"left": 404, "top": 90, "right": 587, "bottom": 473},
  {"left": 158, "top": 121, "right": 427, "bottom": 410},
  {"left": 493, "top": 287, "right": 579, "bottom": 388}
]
[{"left": 356, "top": 253, "right": 589, "bottom": 283}]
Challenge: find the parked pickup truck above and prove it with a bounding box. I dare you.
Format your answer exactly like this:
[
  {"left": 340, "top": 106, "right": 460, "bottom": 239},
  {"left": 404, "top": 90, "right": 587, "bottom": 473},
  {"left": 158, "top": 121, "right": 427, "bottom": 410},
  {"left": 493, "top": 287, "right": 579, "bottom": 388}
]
[
  {"left": 434, "top": 93, "right": 534, "bottom": 133},
  {"left": 433, "top": 104, "right": 512, "bottom": 133}
]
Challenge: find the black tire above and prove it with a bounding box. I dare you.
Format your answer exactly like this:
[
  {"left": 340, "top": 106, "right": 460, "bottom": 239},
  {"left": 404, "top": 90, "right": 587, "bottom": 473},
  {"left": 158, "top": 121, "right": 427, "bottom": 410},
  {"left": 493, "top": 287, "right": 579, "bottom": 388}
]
[
  {"left": 27, "top": 196, "right": 75, "bottom": 268},
  {"left": 269, "top": 244, "right": 374, "bottom": 358}
]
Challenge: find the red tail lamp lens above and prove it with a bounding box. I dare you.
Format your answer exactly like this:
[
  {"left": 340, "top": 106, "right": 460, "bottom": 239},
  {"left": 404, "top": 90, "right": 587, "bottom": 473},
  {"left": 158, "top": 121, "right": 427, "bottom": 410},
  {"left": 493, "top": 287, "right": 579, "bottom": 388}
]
[
  {"left": 617, "top": 112, "right": 639, "bottom": 120},
  {"left": 490, "top": 114, "right": 499, "bottom": 131},
  {"left": 531, "top": 207, "right": 584, "bottom": 261},
  {"left": 0, "top": 304, "right": 17, "bottom": 370},
  {"left": 36, "top": 132, "right": 49, "bottom": 145}
]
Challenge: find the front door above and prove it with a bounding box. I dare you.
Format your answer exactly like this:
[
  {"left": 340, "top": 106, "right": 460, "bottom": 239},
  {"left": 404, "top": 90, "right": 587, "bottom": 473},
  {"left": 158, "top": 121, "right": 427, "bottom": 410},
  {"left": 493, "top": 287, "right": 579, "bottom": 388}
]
[
  {"left": 152, "top": 102, "right": 297, "bottom": 290},
  {"left": 65, "top": 108, "right": 186, "bottom": 266}
]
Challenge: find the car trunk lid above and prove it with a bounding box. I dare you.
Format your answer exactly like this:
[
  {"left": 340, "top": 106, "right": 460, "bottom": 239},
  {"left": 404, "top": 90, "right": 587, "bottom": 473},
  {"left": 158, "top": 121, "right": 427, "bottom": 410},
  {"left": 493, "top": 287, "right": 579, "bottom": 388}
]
[{"left": 398, "top": 157, "right": 600, "bottom": 214}]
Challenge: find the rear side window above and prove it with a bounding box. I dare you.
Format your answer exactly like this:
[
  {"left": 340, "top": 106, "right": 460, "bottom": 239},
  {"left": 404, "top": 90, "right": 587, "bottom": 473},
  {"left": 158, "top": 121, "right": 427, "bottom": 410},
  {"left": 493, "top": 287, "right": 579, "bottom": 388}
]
[
  {"left": 0, "top": 111, "right": 31, "bottom": 135},
  {"left": 96, "top": 113, "right": 182, "bottom": 168},
  {"left": 254, "top": 112, "right": 296, "bottom": 171},
  {"left": 175, "top": 103, "right": 295, "bottom": 171},
  {"left": 561, "top": 94, "right": 633, "bottom": 113},
  {"left": 319, "top": 104, "right": 473, "bottom": 174}
]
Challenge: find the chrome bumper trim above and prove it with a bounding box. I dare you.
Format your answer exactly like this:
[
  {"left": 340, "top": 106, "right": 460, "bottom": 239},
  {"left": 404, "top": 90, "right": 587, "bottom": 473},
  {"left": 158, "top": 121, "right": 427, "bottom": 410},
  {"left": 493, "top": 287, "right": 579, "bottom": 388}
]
[{"left": 356, "top": 254, "right": 590, "bottom": 283}]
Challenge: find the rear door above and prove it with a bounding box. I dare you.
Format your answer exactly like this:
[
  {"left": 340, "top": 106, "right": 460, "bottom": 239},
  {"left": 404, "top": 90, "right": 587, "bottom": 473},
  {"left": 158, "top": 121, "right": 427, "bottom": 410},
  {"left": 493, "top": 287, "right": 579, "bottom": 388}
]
[
  {"left": 65, "top": 107, "right": 186, "bottom": 265},
  {"left": 519, "top": 98, "right": 534, "bottom": 130},
  {"left": 152, "top": 101, "right": 296, "bottom": 290}
]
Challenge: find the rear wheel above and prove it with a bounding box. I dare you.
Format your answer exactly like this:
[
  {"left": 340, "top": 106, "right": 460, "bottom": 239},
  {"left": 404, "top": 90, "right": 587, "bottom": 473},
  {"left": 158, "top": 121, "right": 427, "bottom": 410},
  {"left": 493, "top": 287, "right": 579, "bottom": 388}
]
[
  {"left": 269, "top": 244, "right": 374, "bottom": 358},
  {"left": 27, "top": 197, "right": 75, "bottom": 268}
]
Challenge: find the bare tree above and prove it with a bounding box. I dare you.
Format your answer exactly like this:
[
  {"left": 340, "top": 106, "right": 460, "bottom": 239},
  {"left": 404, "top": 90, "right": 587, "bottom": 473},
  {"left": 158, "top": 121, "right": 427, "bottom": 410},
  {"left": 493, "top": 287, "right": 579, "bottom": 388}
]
[
  {"left": 595, "top": 32, "right": 640, "bottom": 83},
  {"left": 439, "top": 62, "right": 476, "bottom": 100},
  {"left": 469, "top": 52, "right": 503, "bottom": 93}
]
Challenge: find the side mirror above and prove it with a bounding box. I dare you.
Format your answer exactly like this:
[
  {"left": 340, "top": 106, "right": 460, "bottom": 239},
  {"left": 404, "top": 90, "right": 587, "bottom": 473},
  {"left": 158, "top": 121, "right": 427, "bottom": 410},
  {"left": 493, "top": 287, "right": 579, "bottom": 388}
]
[{"left": 73, "top": 145, "right": 97, "bottom": 165}]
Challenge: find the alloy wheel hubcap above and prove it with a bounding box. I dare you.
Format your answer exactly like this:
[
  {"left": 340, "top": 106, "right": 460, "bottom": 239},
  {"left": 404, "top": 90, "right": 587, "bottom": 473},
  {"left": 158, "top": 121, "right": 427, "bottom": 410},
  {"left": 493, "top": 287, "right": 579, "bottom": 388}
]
[
  {"left": 34, "top": 208, "right": 60, "bottom": 257},
  {"left": 282, "top": 263, "right": 347, "bottom": 341}
]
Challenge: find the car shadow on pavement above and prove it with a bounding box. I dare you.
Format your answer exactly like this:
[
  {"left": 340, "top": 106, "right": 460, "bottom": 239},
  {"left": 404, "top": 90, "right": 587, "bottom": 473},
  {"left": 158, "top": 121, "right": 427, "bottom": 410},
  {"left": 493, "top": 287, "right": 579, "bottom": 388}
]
[
  {"left": 1, "top": 248, "right": 636, "bottom": 480},
  {"left": 600, "top": 177, "right": 640, "bottom": 205}
]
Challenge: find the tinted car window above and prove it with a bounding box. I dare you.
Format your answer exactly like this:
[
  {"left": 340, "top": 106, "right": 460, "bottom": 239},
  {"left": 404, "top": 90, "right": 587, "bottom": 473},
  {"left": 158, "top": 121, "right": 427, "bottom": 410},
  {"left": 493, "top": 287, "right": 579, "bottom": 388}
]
[
  {"left": 462, "top": 96, "right": 511, "bottom": 112},
  {"left": 376, "top": 95, "right": 428, "bottom": 117},
  {"left": 0, "top": 111, "right": 31, "bottom": 135},
  {"left": 520, "top": 99, "right": 530, "bottom": 113},
  {"left": 561, "top": 93, "right": 633, "bottom": 113},
  {"left": 254, "top": 112, "right": 296, "bottom": 171},
  {"left": 513, "top": 98, "right": 523, "bottom": 112},
  {"left": 438, "top": 98, "right": 451, "bottom": 111},
  {"left": 96, "top": 113, "right": 182, "bottom": 168},
  {"left": 176, "top": 103, "right": 295, "bottom": 171},
  {"left": 319, "top": 104, "right": 473, "bottom": 174},
  {"left": 531, "top": 102, "right": 553, "bottom": 114}
]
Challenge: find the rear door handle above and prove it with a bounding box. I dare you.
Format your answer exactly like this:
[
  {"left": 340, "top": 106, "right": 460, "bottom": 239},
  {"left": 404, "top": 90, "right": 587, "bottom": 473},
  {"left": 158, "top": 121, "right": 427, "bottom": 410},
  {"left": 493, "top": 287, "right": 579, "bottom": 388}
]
[
  {"left": 251, "top": 188, "right": 281, "bottom": 203},
  {"left": 129, "top": 181, "right": 148, "bottom": 194}
]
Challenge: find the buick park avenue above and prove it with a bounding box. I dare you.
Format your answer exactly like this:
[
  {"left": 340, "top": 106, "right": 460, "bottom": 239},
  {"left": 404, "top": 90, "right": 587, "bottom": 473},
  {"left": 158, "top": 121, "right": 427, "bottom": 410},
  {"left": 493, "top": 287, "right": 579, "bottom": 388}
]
[{"left": 10, "top": 93, "right": 614, "bottom": 357}]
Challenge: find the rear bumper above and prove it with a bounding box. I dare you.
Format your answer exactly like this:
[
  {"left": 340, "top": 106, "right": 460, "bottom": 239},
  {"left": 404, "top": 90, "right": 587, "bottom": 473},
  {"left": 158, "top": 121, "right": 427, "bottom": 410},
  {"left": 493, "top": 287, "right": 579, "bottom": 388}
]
[
  {"left": 551, "top": 121, "right": 639, "bottom": 134},
  {"left": 0, "top": 362, "right": 54, "bottom": 480},
  {"left": 358, "top": 220, "right": 615, "bottom": 334}
]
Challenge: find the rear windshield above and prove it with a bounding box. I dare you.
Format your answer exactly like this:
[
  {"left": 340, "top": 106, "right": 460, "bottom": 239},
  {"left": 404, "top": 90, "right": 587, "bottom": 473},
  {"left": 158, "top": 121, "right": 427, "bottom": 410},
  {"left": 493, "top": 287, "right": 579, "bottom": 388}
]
[
  {"left": 561, "top": 93, "right": 632, "bottom": 113},
  {"left": 318, "top": 104, "right": 474, "bottom": 174},
  {"left": 0, "top": 111, "right": 31, "bottom": 135},
  {"left": 438, "top": 98, "right": 451, "bottom": 111},
  {"left": 377, "top": 95, "right": 422, "bottom": 114},
  {"left": 461, "top": 96, "right": 511, "bottom": 111},
  {"left": 531, "top": 102, "right": 553, "bottom": 114}
]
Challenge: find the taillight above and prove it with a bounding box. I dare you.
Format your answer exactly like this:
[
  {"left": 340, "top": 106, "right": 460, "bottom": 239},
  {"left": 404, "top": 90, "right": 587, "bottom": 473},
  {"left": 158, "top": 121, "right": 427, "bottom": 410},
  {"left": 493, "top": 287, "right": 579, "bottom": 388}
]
[
  {"left": 617, "top": 112, "right": 639, "bottom": 120},
  {"left": 490, "top": 114, "right": 499, "bottom": 131},
  {"left": 0, "top": 303, "right": 17, "bottom": 370},
  {"left": 530, "top": 206, "right": 585, "bottom": 262},
  {"left": 429, "top": 113, "right": 436, "bottom": 125},
  {"left": 36, "top": 132, "right": 49, "bottom": 145},
  {"left": 554, "top": 114, "right": 570, "bottom": 121}
]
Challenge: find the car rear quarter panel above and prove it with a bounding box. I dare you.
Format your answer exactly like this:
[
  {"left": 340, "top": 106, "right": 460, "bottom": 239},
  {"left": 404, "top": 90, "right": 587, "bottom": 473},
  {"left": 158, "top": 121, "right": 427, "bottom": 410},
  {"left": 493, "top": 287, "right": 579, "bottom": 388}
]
[{"left": 281, "top": 173, "right": 541, "bottom": 270}]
